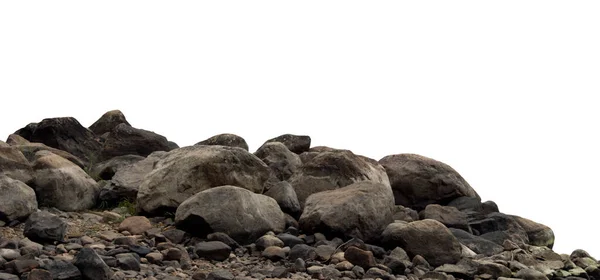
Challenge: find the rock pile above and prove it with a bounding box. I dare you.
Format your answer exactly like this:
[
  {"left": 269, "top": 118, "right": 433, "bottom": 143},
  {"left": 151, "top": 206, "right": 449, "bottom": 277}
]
[{"left": 1, "top": 110, "right": 598, "bottom": 280}]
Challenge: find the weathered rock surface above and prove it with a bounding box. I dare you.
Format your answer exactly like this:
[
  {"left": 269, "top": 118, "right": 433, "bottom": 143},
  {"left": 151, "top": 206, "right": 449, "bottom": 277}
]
[
  {"left": 89, "top": 110, "right": 130, "bottom": 136},
  {"left": 264, "top": 134, "right": 311, "bottom": 154},
  {"left": 382, "top": 219, "right": 462, "bottom": 267},
  {"left": 137, "top": 145, "right": 270, "bottom": 215},
  {"left": 23, "top": 211, "right": 67, "bottom": 243},
  {"left": 99, "top": 151, "right": 167, "bottom": 205},
  {"left": 469, "top": 212, "right": 529, "bottom": 245},
  {"left": 289, "top": 148, "right": 390, "bottom": 206},
  {"left": 14, "top": 117, "right": 101, "bottom": 165},
  {"left": 449, "top": 228, "right": 504, "bottom": 256},
  {"left": 5, "top": 134, "right": 30, "bottom": 146},
  {"left": 299, "top": 181, "right": 394, "bottom": 243},
  {"left": 0, "top": 146, "right": 33, "bottom": 183},
  {"left": 263, "top": 181, "right": 301, "bottom": 218},
  {"left": 379, "top": 153, "right": 479, "bottom": 210},
  {"left": 511, "top": 215, "right": 555, "bottom": 248},
  {"left": 89, "top": 154, "right": 144, "bottom": 181},
  {"left": 74, "top": 247, "right": 114, "bottom": 280},
  {"left": 0, "top": 175, "right": 38, "bottom": 223},
  {"left": 254, "top": 141, "right": 302, "bottom": 181},
  {"left": 195, "top": 133, "right": 249, "bottom": 151},
  {"left": 175, "top": 186, "right": 285, "bottom": 243},
  {"left": 13, "top": 142, "right": 85, "bottom": 169},
  {"left": 32, "top": 151, "right": 99, "bottom": 211},
  {"left": 420, "top": 204, "right": 470, "bottom": 232},
  {"left": 100, "top": 123, "right": 172, "bottom": 160}
]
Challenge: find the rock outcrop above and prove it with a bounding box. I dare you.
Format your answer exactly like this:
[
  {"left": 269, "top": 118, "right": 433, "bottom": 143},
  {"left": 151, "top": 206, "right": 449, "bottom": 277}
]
[
  {"left": 195, "top": 133, "right": 249, "bottom": 151},
  {"left": 99, "top": 123, "right": 172, "bottom": 160}
]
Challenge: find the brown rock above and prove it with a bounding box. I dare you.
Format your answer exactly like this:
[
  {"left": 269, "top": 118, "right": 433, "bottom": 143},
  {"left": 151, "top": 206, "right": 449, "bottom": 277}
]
[{"left": 118, "top": 216, "right": 153, "bottom": 235}]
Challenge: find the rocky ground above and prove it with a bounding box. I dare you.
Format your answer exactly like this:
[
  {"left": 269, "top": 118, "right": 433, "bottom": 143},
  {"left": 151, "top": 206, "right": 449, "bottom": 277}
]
[{"left": 1, "top": 110, "right": 600, "bottom": 280}]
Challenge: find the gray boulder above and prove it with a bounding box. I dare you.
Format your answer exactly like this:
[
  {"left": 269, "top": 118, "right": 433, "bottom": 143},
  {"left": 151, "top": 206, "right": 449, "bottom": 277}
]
[
  {"left": 511, "top": 215, "right": 555, "bottom": 248},
  {"left": 0, "top": 175, "right": 38, "bottom": 223},
  {"left": 0, "top": 146, "right": 33, "bottom": 183},
  {"left": 449, "top": 228, "right": 504, "bottom": 256},
  {"left": 89, "top": 110, "right": 130, "bottom": 136},
  {"left": 32, "top": 151, "right": 99, "bottom": 211},
  {"left": 264, "top": 181, "right": 302, "bottom": 218},
  {"left": 99, "top": 151, "right": 167, "bottom": 205},
  {"left": 89, "top": 155, "right": 144, "bottom": 181},
  {"left": 24, "top": 211, "right": 67, "bottom": 243},
  {"left": 14, "top": 117, "right": 101, "bottom": 165},
  {"left": 175, "top": 185, "right": 285, "bottom": 244},
  {"left": 137, "top": 145, "right": 270, "bottom": 215},
  {"left": 196, "top": 133, "right": 249, "bottom": 151},
  {"left": 254, "top": 142, "right": 302, "bottom": 181},
  {"left": 420, "top": 204, "right": 470, "bottom": 232},
  {"left": 299, "top": 181, "right": 394, "bottom": 243},
  {"left": 379, "top": 154, "right": 479, "bottom": 210},
  {"left": 382, "top": 219, "right": 462, "bottom": 267},
  {"left": 100, "top": 123, "right": 172, "bottom": 161},
  {"left": 264, "top": 134, "right": 311, "bottom": 154},
  {"left": 289, "top": 148, "right": 390, "bottom": 206}
]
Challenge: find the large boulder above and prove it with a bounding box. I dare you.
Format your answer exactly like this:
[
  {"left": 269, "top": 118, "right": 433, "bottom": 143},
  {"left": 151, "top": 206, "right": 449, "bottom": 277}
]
[
  {"left": 90, "top": 155, "right": 145, "bottom": 181},
  {"left": 299, "top": 181, "right": 394, "bottom": 243},
  {"left": 32, "top": 151, "right": 99, "bottom": 211},
  {"left": 0, "top": 175, "right": 38, "bottom": 223},
  {"left": 0, "top": 146, "right": 33, "bottom": 183},
  {"left": 14, "top": 142, "right": 85, "bottom": 168},
  {"left": 264, "top": 181, "right": 302, "bottom": 218},
  {"left": 196, "top": 133, "right": 249, "bottom": 151},
  {"left": 419, "top": 204, "right": 470, "bottom": 232},
  {"left": 99, "top": 151, "right": 167, "bottom": 205},
  {"left": 469, "top": 212, "right": 529, "bottom": 245},
  {"left": 254, "top": 142, "right": 302, "bottom": 181},
  {"left": 289, "top": 148, "right": 390, "bottom": 206},
  {"left": 264, "top": 134, "right": 311, "bottom": 154},
  {"left": 379, "top": 154, "right": 479, "bottom": 210},
  {"left": 99, "top": 123, "right": 172, "bottom": 161},
  {"left": 175, "top": 185, "right": 285, "bottom": 244},
  {"left": 137, "top": 145, "right": 270, "bottom": 215},
  {"left": 511, "top": 215, "right": 555, "bottom": 248},
  {"left": 14, "top": 117, "right": 101, "bottom": 165},
  {"left": 89, "top": 110, "right": 130, "bottom": 136},
  {"left": 449, "top": 228, "right": 504, "bottom": 256},
  {"left": 382, "top": 219, "right": 462, "bottom": 267}
]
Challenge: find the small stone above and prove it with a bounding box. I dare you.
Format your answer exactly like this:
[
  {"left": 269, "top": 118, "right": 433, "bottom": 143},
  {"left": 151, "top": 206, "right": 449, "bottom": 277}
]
[
  {"left": 276, "top": 233, "right": 304, "bottom": 248},
  {"left": 146, "top": 252, "right": 163, "bottom": 264},
  {"left": 6, "top": 259, "right": 40, "bottom": 274},
  {"left": 24, "top": 211, "right": 67, "bottom": 243},
  {"left": 128, "top": 244, "right": 152, "bottom": 257},
  {"left": 162, "top": 248, "right": 182, "bottom": 261},
  {"left": 336, "top": 261, "right": 355, "bottom": 271},
  {"left": 40, "top": 260, "right": 81, "bottom": 280},
  {"left": 118, "top": 216, "right": 153, "bottom": 235},
  {"left": 114, "top": 236, "right": 137, "bottom": 246},
  {"left": 64, "top": 243, "right": 83, "bottom": 251},
  {"left": 74, "top": 248, "right": 114, "bottom": 280},
  {"left": 345, "top": 246, "right": 376, "bottom": 269},
  {"left": 262, "top": 246, "right": 286, "bottom": 261},
  {"left": 289, "top": 244, "right": 316, "bottom": 261},
  {"left": 26, "top": 269, "right": 53, "bottom": 280},
  {"left": 0, "top": 249, "right": 21, "bottom": 261},
  {"left": 97, "top": 231, "right": 122, "bottom": 242},
  {"left": 101, "top": 211, "right": 122, "bottom": 223},
  {"left": 366, "top": 267, "right": 391, "bottom": 279},
  {"left": 115, "top": 253, "right": 141, "bottom": 271},
  {"left": 294, "top": 258, "right": 306, "bottom": 272},
  {"left": 307, "top": 265, "right": 323, "bottom": 275},
  {"left": 256, "top": 235, "right": 284, "bottom": 250},
  {"left": 206, "top": 232, "right": 240, "bottom": 249},
  {"left": 352, "top": 265, "right": 365, "bottom": 278},
  {"left": 315, "top": 245, "right": 336, "bottom": 262},
  {"left": 206, "top": 269, "right": 234, "bottom": 280},
  {"left": 515, "top": 268, "right": 549, "bottom": 280},
  {"left": 195, "top": 241, "right": 232, "bottom": 262},
  {"left": 162, "top": 229, "right": 187, "bottom": 244}
]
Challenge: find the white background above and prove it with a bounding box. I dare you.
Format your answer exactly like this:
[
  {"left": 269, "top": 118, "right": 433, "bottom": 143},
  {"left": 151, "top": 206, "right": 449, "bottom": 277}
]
[{"left": 1, "top": 1, "right": 599, "bottom": 257}]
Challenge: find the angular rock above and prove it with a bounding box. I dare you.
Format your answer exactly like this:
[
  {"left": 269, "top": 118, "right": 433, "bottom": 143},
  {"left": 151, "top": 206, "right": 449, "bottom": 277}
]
[
  {"left": 256, "top": 235, "right": 284, "bottom": 250},
  {"left": 420, "top": 204, "right": 470, "bottom": 232},
  {"left": 15, "top": 117, "right": 101, "bottom": 165},
  {"left": 99, "top": 151, "right": 167, "bottom": 205},
  {"left": 100, "top": 123, "right": 172, "bottom": 161},
  {"left": 449, "top": 228, "right": 504, "bottom": 256},
  {"left": 206, "top": 232, "right": 240, "bottom": 249},
  {"left": 255, "top": 142, "right": 302, "bottom": 181},
  {"left": 289, "top": 148, "right": 390, "bottom": 206},
  {"left": 41, "top": 259, "right": 81, "bottom": 280},
  {"left": 162, "top": 228, "right": 187, "bottom": 244},
  {"left": 137, "top": 145, "right": 270, "bottom": 215},
  {"left": 515, "top": 268, "right": 549, "bottom": 280},
  {"left": 379, "top": 153, "right": 479, "bottom": 210},
  {"left": 25, "top": 269, "right": 52, "bottom": 280},
  {"left": 476, "top": 260, "right": 512, "bottom": 278},
  {"left": 32, "top": 151, "right": 99, "bottom": 211},
  {"left": 511, "top": 215, "right": 555, "bottom": 248},
  {"left": 345, "top": 246, "right": 376, "bottom": 269},
  {"left": 118, "top": 216, "right": 152, "bottom": 235},
  {"left": 299, "top": 181, "right": 394, "bottom": 243},
  {"left": 382, "top": 219, "right": 462, "bottom": 267},
  {"left": 314, "top": 245, "right": 336, "bottom": 262},
  {"left": 175, "top": 186, "right": 285, "bottom": 243},
  {"left": 196, "top": 133, "right": 249, "bottom": 151},
  {"left": 194, "top": 241, "right": 232, "bottom": 261},
  {"left": 24, "top": 211, "right": 67, "bottom": 243},
  {"left": 0, "top": 175, "right": 37, "bottom": 223},
  {"left": 89, "top": 155, "right": 144, "bottom": 181},
  {"left": 0, "top": 146, "right": 33, "bottom": 183},
  {"left": 276, "top": 233, "right": 304, "bottom": 248},
  {"left": 115, "top": 253, "right": 140, "bottom": 271},
  {"left": 264, "top": 181, "right": 302, "bottom": 218},
  {"left": 89, "top": 110, "right": 130, "bottom": 136},
  {"left": 264, "top": 134, "right": 311, "bottom": 154},
  {"left": 206, "top": 269, "right": 234, "bottom": 280},
  {"left": 393, "top": 205, "right": 419, "bottom": 222},
  {"left": 74, "top": 247, "right": 114, "bottom": 280}
]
